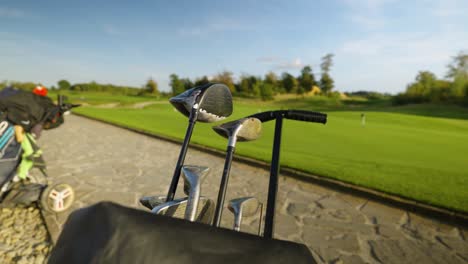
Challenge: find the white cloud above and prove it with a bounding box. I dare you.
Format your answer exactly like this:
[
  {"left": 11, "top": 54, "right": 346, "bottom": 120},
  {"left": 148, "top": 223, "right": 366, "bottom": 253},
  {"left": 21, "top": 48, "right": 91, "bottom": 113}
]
[
  {"left": 257, "top": 57, "right": 304, "bottom": 70},
  {"left": 0, "top": 7, "right": 25, "bottom": 18},
  {"left": 335, "top": 29, "right": 468, "bottom": 92},
  {"left": 339, "top": 31, "right": 467, "bottom": 65},
  {"left": 256, "top": 56, "right": 282, "bottom": 63}
]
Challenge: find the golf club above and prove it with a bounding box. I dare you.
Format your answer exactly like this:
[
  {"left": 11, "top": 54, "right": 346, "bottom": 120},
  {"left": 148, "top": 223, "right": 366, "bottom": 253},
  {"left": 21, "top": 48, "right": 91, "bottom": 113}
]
[
  {"left": 166, "top": 83, "right": 233, "bottom": 203},
  {"left": 151, "top": 197, "right": 215, "bottom": 224},
  {"left": 228, "top": 197, "right": 263, "bottom": 234},
  {"left": 181, "top": 165, "right": 210, "bottom": 221},
  {"left": 211, "top": 117, "right": 262, "bottom": 227},
  {"left": 139, "top": 195, "right": 167, "bottom": 210}
]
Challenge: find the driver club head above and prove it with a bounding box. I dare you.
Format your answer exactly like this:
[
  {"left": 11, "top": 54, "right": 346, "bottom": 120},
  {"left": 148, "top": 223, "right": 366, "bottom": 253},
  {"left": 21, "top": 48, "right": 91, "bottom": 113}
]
[
  {"left": 182, "top": 165, "right": 210, "bottom": 221},
  {"left": 170, "top": 83, "right": 233, "bottom": 123},
  {"left": 212, "top": 117, "right": 262, "bottom": 146},
  {"left": 228, "top": 197, "right": 261, "bottom": 232}
]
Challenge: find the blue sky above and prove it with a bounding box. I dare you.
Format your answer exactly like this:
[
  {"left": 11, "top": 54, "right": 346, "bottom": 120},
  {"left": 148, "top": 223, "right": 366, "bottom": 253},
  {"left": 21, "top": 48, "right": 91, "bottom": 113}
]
[{"left": 1, "top": 0, "right": 467, "bottom": 93}]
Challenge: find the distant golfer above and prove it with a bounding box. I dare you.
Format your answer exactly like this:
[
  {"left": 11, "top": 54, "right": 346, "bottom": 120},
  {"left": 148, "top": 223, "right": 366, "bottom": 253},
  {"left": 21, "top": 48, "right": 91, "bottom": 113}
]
[{"left": 361, "top": 113, "right": 366, "bottom": 126}]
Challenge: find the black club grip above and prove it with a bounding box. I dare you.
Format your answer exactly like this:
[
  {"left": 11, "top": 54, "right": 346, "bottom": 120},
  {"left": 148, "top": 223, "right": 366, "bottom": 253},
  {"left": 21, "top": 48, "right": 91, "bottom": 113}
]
[
  {"left": 284, "top": 110, "right": 327, "bottom": 124},
  {"left": 248, "top": 111, "right": 277, "bottom": 123}
]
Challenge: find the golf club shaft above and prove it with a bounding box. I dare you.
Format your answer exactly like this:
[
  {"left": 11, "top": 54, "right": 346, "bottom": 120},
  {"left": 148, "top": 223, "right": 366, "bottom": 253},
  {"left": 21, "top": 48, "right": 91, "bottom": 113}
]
[
  {"left": 263, "top": 115, "right": 283, "bottom": 239},
  {"left": 184, "top": 180, "right": 200, "bottom": 221},
  {"left": 258, "top": 203, "right": 263, "bottom": 236},
  {"left": 233, "top": 214, "right": 242, "bottom": 231},
  {"left": 212, "top": 145, "right": 235, "bottom": 227},
  {"left": 166, "top": 118, "right": 197, "bottom": 202}
]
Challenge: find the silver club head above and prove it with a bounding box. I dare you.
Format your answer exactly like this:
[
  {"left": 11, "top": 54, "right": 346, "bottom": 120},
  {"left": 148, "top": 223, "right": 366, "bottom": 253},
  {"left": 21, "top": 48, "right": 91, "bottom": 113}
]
[
  {"left": 169, "top": 83, "right": 233, "bottom": 123},
  {"left": 151, "top": 197, "right": 215, "bottom": 224},
  {"left": 182, "top": 165, "right": 210, "bottom": 222},
  {"left": 228, "top": 197, "right": 261, "bottom": 232},
  {"left": 212, "top": 118, "right": 262, "bottom": 147}
]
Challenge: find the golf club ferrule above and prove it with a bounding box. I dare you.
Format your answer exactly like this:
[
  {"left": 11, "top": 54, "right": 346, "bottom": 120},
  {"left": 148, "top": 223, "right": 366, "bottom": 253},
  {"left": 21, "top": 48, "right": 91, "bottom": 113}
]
[{"left": 228, "top": 124, "right": 243, "bottom": 147}]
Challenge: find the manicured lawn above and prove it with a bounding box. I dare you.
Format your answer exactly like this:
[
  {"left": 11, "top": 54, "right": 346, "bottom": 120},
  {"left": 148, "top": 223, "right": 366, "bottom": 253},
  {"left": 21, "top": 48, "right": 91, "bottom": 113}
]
[
  {"left": 48, "top": 91, "right": 161, "bottom": 105},
  {"left": 74, "top": 98, "right": 468, "bottom": 212}
]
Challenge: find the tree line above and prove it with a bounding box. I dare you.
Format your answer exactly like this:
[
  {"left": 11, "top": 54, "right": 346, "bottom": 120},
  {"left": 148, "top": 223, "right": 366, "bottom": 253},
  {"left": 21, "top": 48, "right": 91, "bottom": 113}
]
[
  {"left": 169, "top": 53, "right": 335, "bottom": 100},
  {"left": 394, "top": 51, "right": 468, "bottom": 106},
  {"left": 0, "top": 79, "right": 161, "bottom": 97},
  {"left": 1, "top": 54, "right": 336, "bottom": 101}
]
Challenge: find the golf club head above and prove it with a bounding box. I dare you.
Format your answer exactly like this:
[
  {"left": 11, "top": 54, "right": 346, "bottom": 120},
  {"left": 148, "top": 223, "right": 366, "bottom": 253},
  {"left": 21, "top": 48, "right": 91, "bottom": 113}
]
[
  {"left": 182, "top": 165, "right": 210, "bottom": 221},
  {"left": 139, "top": 195, "right": 166, "bottom": 210},
  {"left": 169, "top": 83, "right": 233, "bottom": 123},
  {"left": 228, "top": 197, "right": 261, "bottom": 232},
  {"left": 151, "top": 197, "right": 215, "bottom": 224},
  {"left": 212, "top": 118, "right": 262, "bottom": 146},
  {"left": 182, "top": 166, "right": 210, "bottom": 195}
]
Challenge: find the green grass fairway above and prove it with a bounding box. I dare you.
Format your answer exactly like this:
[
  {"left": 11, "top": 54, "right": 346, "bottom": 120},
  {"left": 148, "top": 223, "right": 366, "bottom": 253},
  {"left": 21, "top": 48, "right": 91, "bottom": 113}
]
[
  {"left": 74, "top": 99, "right": 468, "bottom": 212},
  {"left": 49, "top": 91, "right": 161, "bottom": 105}
]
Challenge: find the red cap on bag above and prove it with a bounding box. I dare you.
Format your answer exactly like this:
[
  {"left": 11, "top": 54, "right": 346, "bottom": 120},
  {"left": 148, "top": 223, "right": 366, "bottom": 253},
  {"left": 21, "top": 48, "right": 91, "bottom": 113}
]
[{"left": 33, "top": 85, "right": 48, "bottom": 96}]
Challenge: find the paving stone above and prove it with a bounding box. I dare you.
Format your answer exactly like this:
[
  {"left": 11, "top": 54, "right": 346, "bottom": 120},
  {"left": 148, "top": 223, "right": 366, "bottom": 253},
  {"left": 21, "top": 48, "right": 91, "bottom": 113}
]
[
  {"left": 359, "top": 201, "right": 407, "bottom": 225},
  {"left": 0, "top": 206, "right": 51, "bottom": 263},
  {"left": 304, "top": 216, "right": 375, "bottom": 236},
  {"left": 303, "top": 225, "right": 361, "bottom": 254},
  {"left": 286, "top": 202, "right": 313, "bottom": 217},
  {"left": 369, "top": 239, "right": 465, "bottom": 264},
  {"left": 275, "top": 213, "right": 301, "bottom": 239},
  {"left": 436, "top": 235, "right": 468, "bottom": 260},
  {"left": 376, "top": 224, "right": 406, "bottom": 240},
  {"left": 339, "top": 254, "right": 367, "bottom": 264},
  {"left": 286, "top": 187, "right": 323, "bottom": 202}
]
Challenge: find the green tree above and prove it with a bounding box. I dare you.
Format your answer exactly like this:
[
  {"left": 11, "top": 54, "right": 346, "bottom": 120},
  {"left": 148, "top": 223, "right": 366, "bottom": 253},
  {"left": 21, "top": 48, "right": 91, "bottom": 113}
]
[
  {"left": 451, "top": 72, "right": 468, "bottom": 99},
  {"left": 298, "top": 66, "right": 316, "bottom": 93},
  {"left": 213, "top": 71, "right": 236, "bottom": 93},
  {"left": 145, "top": 78, "right": 159, "bottom": 95},
  {"left": 296, "top": 84, "right": 305, "bottom": 97},
  {"left": 238, "top": 75, "right": 251, "bottom": 95},
  {"left": 281, "top": 72, "right": 298, "bottom": 93},
  {"left": 170, "top": 74, "right": 185, "bottom": 95},
  {"left": 264, "top": 71, "right": 279, "bottom": 94},
  {"left": 57, "top": 79, "right": 71, "bottom": 90},
  {"left": 320, "top": 73, "right": 334, "bottom": 95},
  {"left": 182, "top": 78, "right": 194, "bottom": 91},
  {"left": 319, "top": 54, "right": 335, "bottom": 94},
  {"left": 260, "top": 82, "right": 274, "bottom": 100},
  {"left": 320, "top": 53, "right": 334, "bottom": 74},
  {"left": 446, "top": 51, "right": 468, "bottom": 79},
  {"left": 194, "top": 76, "right": 210, "bottom": 86},
  {"left": 414, "top": 71, "right": 437, "bottom": 97},
  {"left": 249, "top": 76, "right": 261, "bottom": 96}
]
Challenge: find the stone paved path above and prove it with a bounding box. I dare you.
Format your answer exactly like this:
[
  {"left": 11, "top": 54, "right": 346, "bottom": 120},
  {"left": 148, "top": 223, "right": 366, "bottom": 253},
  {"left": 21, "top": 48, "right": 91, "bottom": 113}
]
[
  {"left": 39, "top": 115, "right": 467, "bottom": 264},
  {"left": 0, "top": 206, "right": 52, "bottom": 264}
]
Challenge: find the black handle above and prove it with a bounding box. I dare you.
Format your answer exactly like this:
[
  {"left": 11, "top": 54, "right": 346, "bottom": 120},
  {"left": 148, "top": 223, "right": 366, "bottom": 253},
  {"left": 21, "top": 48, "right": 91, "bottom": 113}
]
[
  {"left": 284, "top": 110, "right": 327, "bottom": 124},
  {"left": 60, "top": 103, "right": 81, "bottom": 113},
  {"left": 248, "top": 111, "right": 277, "bottom": 123},
  {"left": 248, "top": 110, "right": 327, "bottom": 124}
]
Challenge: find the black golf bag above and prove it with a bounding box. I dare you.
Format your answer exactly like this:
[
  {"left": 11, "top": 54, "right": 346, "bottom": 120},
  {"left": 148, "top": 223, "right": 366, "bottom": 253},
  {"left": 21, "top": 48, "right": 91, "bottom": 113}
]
[
  {"left": 49, "top": 202, "right": 315, "bottom": 264},
  {"left": 0, "top": 87, "right": 77, "bottom": 209}
]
